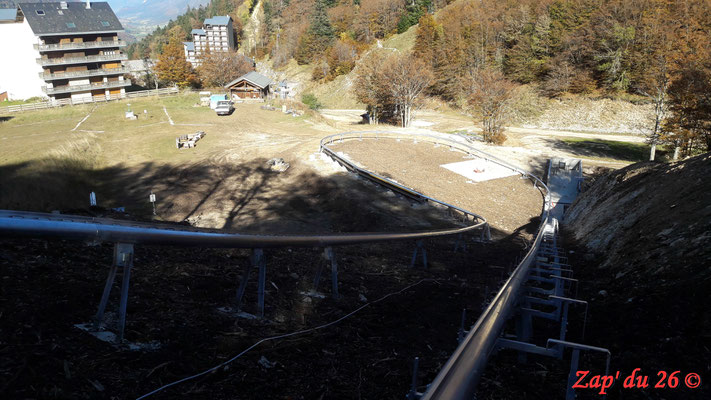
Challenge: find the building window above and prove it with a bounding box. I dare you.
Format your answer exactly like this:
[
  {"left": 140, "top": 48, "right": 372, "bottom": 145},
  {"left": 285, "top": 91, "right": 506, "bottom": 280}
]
[
  {"left": 66, "top": 22, "right": 76, "bottom": 28},
  {"left": 101, "top": 21, "right": 110, "bottom": 27},
  {"left": 36, "top": 10, "right": 45, "bottom": 15}
]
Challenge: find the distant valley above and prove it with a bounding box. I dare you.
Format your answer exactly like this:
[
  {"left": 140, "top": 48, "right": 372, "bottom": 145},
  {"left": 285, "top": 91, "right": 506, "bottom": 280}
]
[
  {"left": 0, "top": 0, "right": 211, "bottom": 38},
  {"left": 108, "top": 0, "right": 210, "bottom": 38}
]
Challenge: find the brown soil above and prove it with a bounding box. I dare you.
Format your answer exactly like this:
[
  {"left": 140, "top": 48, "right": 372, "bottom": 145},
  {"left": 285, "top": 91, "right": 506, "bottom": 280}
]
[
  {"left": 0, "top": 219, "right": 536, "bottom": 399},
  {"left": 328, "top": 138, "right": 544, "bottom": 237}
]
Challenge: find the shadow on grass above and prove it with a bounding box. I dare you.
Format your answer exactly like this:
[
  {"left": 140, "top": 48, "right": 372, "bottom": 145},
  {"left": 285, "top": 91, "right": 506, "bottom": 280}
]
[
  {"left": 0, "top": 156, "right": 462, "bottom": 234},
  {"left": 552, "top": 138, "right": 668, "bottom": 162}
]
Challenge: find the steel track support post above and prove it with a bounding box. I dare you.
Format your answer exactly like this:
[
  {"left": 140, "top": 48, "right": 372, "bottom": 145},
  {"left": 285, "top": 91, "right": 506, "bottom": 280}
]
[
  {"left": 255, "top": 249, "right": 266, "bottom": 318},
  {"left": 94, "top": 243, "right": 133, "bottom": 342},
  {"left": 410, "top": 240, "right": 428, "bottom": 269},
  {"left": 565, "top": 349, "right": 581, "bottom": 400},
  {"left": 407, "top": 357, "right": 421, "bottom": 400},
  {"left": 453, "top": 233, "right": 466, "bottom": 252},
  {"left": 325, "top": 247, "right": 339, "bottom": 299},
  {"left": 235, "top": 256, "right": 255, "bottom": 312},
  {"left": 516, "top": 303, "right": 533, "bottom": 363},
  {"left": 94, "top": 263, "right": 118, "bottom": 331},
  {"left": 311, "top": 259, "right": 324, "bottom": 292},
  {"left": 117, "top": 249, "right": 133, "bottom": 342}
]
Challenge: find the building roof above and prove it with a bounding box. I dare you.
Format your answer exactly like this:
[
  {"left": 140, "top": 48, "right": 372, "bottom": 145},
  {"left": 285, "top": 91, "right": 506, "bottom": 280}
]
[
  {"left": 204, "top": 16, "right": 230, "bottom": 26},
  {"left": 225, "top": 71, "right": 272, "bottom": 89},
  {"left": 191, "top": 28, "right": 205, "bottom": 36},
  {"left": 18, "top": 2, "right": 123, "bottom": 35},
  {"left": 0, "top": 8, "right": 17, "bottom": 22},
  {"left": 183, "top": 41, "right": 194, "bottom": 52}
]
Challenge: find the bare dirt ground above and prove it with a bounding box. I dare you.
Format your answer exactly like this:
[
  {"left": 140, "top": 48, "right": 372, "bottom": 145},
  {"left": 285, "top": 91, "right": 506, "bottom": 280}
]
[{"left": 328, "top": 138, "right": 543, "bottom": 237}]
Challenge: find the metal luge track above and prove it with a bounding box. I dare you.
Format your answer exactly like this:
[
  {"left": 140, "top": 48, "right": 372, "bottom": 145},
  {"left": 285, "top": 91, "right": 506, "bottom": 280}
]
[
  {"left": 320, "top": 131, "right": 555, "bottom": 399},
  {"left": 0, "top": 209, "right": 485, "bottom": 248}
]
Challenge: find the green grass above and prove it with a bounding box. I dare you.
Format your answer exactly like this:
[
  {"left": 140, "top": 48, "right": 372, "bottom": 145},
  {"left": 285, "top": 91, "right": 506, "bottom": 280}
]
[
  {"left": 0, "top": 97, "right": 46, "bottom": 106},
  {"left": 0, "top": 93, "right": 323, "bottom": 213},
  {"left": 558, "top": 138, "right": 664, "bottom": 162}
]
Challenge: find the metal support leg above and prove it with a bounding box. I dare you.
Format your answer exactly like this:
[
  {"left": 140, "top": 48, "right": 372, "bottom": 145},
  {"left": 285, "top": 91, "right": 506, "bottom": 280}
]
[
  {"left": 407, "top": 357, "right": 421, "bottom": 400},
  {"left": 480, "top": 223, "right": 491, "bottom": 242},
  {"left": 453, "top": 234, "right": 466, "bottom": 252},
  {"left": 325, "top": 247, "right": 339, "bottom": 299},
  {"left": 94, "top": 243, "right": 133, "bottom": 343},
  {"left": 117, "top": 255, "right": 133, "bottom": 342},
  {"left": 94, "top": 263, "right": 118, "bottom": 331},
  {"left": 255, "top": 249, "right": 266, "bottom": 317},
  {"left": 235, "top": 258, "right": 254, "bottom": 312},
  {"left": 312, "top": 258, "right": 324, "bottom": 292},
  {"left": 410, "top": 240, "right": 427, "bottom": 268}
]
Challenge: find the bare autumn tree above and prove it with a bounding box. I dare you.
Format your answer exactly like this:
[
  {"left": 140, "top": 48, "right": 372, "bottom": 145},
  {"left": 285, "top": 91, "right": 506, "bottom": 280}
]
[
  {"left": 381, "top": 53, "right": 433, "bottom": 127},
  {"left": 468, "top": 68, "right": 516, "bottom": 145},
  {"left": 353, "top": 49, "right": 389, "bottom": 124},
  {"left": 198, "top": 51, "right": 255, "bottom": 88}
]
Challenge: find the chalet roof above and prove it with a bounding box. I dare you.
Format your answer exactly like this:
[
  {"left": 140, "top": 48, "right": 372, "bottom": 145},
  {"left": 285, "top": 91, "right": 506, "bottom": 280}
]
[
  {"left": 191, "top": 28, "right": 205, "bottom": 36},
  {"left": 204, "top": 16, "right": 230, "bottom": 26},
  {"left": 225, "top": 71, "right": 272, "bottom": 89},
  {"left": 19, "top": 2, "right": 122, "bottom": 35},
  {"left": 183, "top": 41, "right": 194, "bottom": 51},
  {"left": 0, "top": 8, "right": 17, "bottom": 21}
]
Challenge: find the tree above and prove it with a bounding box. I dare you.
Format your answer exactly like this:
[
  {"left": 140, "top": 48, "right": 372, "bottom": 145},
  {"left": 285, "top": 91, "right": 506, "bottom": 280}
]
[
  {"left": 198, "top": 51, "right": 255, "bottom": 87},
  {"left": 468, "top": 68, "right": 515, "bottom": 145},
  {"left": 155, "top": 33, "right": 197, "bottom": 88},
  {"left": 295, "top": 0, "right": 334, "bottom": 64},
  {"left": 381, "top": 54, "right": 433, "bottom": 127},
  {"left": 354, "top": 50, "right": 389, "bottom": 124}
]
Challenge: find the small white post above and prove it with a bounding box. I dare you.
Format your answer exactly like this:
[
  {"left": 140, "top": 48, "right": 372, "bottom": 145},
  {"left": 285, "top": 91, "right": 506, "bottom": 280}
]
[
  {"left": 89, "top": 192, "right": 97, "bottom": 206},
  {"left": 149, "top": 192, "right": 156, "bottom": 215}
]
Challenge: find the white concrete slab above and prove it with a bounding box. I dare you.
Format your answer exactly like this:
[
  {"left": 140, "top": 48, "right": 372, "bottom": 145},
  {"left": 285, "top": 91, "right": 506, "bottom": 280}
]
[{"left": 440, "top": 159, "right": 518, "bottom": 182}]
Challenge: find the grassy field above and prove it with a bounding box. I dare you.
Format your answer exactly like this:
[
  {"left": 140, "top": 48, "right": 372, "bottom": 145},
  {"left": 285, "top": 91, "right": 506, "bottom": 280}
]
[
  {"left": 0, "top": 93, "right": 332, "bottom": 217},
  {"left": 558, "top": 138, "right": 663, "bottom": 162}
]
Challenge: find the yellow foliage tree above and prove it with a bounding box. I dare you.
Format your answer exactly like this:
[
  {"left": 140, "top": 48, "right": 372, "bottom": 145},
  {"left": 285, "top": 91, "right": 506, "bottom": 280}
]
[{"left": 155, "top": 34, "right": 198, "bottom": 88}]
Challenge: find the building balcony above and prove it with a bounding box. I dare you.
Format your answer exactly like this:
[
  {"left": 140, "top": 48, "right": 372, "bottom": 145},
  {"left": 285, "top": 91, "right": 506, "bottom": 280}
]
[
  {"left": 42, "top": 79, "right": 131, "bottom": 95},
  {"left": 36, "top": 53, "right": 128, "bottom": 66},
  {"left": 40, "top": 66, "right": 129, "bottom": 81},
  {"left": 34, "top": 40, "right": 126, "bottom": 52}
]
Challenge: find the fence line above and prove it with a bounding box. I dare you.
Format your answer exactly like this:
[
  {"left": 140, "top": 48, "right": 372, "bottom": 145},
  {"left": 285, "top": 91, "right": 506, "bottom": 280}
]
[{"left": 0, "top": 87, "right": 180, "bottom": 114}]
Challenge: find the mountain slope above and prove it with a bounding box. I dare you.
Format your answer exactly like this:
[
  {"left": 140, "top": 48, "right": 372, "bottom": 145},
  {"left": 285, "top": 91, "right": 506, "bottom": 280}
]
[{"left": 563, "top": 154, "right": 711, "bottom": 399}]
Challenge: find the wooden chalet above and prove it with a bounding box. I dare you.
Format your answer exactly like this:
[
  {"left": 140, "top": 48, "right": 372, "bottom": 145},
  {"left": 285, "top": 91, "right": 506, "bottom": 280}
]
[{"left": 225, "top": 71, "right": 272, "bottom": 100}]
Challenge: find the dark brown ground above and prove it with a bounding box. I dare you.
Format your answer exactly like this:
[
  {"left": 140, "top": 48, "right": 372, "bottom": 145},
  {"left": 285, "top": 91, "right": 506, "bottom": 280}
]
[
  {"left": 0, "top": 224, "right": 537, "bottom": 399},
  {"left": 329, "top": 139, "right": 543, "bottom": 236}
]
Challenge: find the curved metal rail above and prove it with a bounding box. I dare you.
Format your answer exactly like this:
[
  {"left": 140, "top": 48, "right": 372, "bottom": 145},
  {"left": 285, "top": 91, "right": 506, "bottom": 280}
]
[
  {"left": 0, "top": 209, "right": 485, "bottom": 247},
  {"left": 321, "top": 130, "right": 551, "bottom": 400}
]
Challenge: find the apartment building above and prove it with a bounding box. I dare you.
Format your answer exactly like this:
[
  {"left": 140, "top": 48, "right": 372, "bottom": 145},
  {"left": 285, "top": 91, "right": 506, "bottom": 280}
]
[
  {"left": 0, "top": 1, "right": 129, "bottom": 102},
  {"left": 183, "top": 16, "right": 235, "bottom": 67}
]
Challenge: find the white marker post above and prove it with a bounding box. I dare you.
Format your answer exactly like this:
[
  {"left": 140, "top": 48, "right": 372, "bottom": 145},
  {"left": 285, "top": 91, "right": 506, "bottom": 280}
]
[
  {"left": 89, "top": 192, "right": 97, "bottom": 207},
  {"left": 149, "top": 192, "right": 156, "bottom": 215}
]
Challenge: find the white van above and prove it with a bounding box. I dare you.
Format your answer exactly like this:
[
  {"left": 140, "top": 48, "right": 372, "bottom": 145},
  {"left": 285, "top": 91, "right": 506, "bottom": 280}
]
[{"left": 215, "top": 100, "right": 235, "bottom": 116}]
